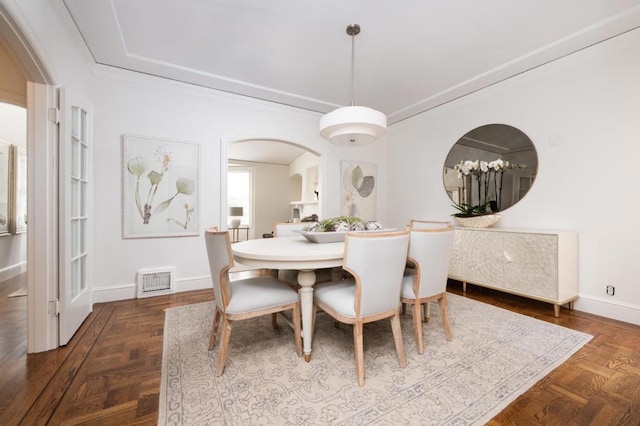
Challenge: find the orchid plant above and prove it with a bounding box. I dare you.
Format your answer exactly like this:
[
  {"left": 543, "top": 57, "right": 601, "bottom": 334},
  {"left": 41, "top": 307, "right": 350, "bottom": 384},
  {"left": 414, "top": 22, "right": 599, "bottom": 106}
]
[
  {"left": 452, "top": 159, "right": 518, "bottom": 216},
  {"left": 127, "top": 145, "right": 195, "bottom": 226}
]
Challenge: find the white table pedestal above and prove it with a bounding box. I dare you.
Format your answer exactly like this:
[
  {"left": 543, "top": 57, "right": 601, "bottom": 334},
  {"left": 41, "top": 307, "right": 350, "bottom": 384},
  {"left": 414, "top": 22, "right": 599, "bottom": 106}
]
[{"left": 297, "top": 269, "right": 317, "bottom": 362}]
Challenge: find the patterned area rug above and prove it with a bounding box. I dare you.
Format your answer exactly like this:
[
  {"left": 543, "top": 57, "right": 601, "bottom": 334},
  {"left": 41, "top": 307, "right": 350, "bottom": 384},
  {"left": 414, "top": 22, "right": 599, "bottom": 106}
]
[{"left": 159, "top": 293, "right": 591, "bottom": 425}]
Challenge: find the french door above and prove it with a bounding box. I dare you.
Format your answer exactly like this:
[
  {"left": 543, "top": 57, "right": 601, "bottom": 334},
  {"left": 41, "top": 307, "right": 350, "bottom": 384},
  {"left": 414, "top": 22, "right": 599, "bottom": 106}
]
[{"left": 58, "top": 89, "right": 92, "bottom": 345}]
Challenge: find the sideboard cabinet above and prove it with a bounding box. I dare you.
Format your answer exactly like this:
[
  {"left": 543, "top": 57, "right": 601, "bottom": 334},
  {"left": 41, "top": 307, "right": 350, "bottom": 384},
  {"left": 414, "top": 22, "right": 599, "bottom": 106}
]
[{"left": 449, "top": 227, "right": 578, "bottom": 317}]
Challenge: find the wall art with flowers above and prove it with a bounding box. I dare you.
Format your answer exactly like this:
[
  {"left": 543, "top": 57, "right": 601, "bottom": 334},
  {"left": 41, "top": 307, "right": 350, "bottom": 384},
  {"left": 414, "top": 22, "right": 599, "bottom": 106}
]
[{"left": 123, "top": 135, "right": 199, "bottom": 238}]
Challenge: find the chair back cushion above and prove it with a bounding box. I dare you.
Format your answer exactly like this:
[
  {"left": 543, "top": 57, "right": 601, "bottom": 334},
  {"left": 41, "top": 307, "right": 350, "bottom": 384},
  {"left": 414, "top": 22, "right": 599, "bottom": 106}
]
[
  {"left": 344, "top": 230, "right": 410, "bottom": 317},
  {"left": 274, "top": 222, "right": 306, "bottom": 238},
  {"left": 205, "top": 228, "right": 234, "bottom": 311},
  {"left": 408, "top": 227, "right": 454, "bottom": 298}
]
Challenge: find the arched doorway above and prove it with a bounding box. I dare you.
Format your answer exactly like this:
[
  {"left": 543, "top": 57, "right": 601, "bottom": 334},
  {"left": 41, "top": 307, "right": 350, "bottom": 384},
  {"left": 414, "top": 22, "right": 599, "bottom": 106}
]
[{"left": 222, "top": 138, "right": 325, "bottom": 241}]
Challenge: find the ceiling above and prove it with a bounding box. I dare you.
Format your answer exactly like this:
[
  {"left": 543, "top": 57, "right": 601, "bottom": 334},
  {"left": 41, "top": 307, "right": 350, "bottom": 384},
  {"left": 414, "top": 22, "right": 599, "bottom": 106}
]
[{"left": 62, "top": 0, "right": 640, "bottom": 127}]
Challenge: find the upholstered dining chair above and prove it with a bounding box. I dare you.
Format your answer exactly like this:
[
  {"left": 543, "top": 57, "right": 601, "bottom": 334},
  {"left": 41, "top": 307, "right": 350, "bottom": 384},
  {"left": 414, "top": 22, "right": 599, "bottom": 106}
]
[
  {"left": 313, "top": 230, "right": 410, "bottom": 387},
  {"left": 273, "top": 222, "right": 307, "bottom": 237},
  {"left": 409, "top": 219, "right": 452, "bottom": 230},
  {"left": 401, "top": 222, "right": 455, "bottom": 354},
  {"left": 204, "top": 227, "right": 302, "bottom": 376}
]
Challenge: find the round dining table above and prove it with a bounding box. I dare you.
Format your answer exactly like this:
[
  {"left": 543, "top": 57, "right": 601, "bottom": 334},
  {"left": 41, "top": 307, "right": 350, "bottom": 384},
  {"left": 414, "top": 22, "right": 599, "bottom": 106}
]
[{"left": 232, "top": 236, "right": 344, "bottom": 361}]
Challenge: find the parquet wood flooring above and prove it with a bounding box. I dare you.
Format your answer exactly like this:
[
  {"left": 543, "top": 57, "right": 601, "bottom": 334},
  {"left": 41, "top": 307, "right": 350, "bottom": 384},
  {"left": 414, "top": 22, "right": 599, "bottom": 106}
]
[{"left": 0, "top": 273, "right": 638, "bottom": 425}]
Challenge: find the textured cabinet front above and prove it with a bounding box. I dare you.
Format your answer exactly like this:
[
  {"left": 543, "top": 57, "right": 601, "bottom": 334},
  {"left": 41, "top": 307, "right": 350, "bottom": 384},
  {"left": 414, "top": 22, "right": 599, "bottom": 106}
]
[
  {"left": 503, "top": 233, "right": 558, "bottom": 299},
  {"left": 449, "top": 229, "right": 464, "bottom": 279},
  {"left": 450, "top": 227, "right": 577, "bottom": 315},
  {"left": 463, "top": 230, "right": 505, "bottom": 286}
]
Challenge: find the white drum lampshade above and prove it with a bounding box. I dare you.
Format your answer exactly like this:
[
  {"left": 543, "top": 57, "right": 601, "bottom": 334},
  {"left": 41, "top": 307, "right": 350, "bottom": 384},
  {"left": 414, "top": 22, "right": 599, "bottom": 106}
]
[{"left": 319, "top": 106, "right": 387, "bottom": 145}]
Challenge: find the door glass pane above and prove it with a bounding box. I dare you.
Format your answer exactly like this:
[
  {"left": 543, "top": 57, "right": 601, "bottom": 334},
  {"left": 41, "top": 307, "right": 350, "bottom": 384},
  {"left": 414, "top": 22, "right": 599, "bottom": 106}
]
[
  {"left": 81, "top": 144, "right": 87, "bottom": 180},
  {"left": 80, "top": 219, "right": 86, "bottom": 253},
  {"left": 80, "top": 181, "right": 87, "bottom": 217},
  {"left": 80, "top": 110, "right": 87, "bottom": 143},
  {"left": 71, "top": 139, "right": 79, "bottom": 178},
  {"left": 71, "top": 219, "right": 78, "bottom": 257},
  {"left": 72, "top": 106, "right": 79, "bottom": 139},
  {"left": 71, "top": 260, "right": 79, "bottom": 299},
  {"left": 79, "top": 256, "right": 87, "bottom": 292},
  {"left": 71, "top": 179, "right": 79, "bottom": 217}
]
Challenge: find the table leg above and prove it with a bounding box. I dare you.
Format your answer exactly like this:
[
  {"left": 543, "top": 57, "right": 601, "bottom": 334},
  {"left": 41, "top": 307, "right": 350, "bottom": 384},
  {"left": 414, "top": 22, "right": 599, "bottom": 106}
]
[{"left": 297, "top": 269, "right": 317, "bottom": 362}]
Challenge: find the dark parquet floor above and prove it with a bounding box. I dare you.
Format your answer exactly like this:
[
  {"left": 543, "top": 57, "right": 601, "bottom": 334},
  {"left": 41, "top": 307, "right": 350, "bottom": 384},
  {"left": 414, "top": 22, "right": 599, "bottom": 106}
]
[{"left": 0, "top": 272, "right": 638, "bottom": 425}]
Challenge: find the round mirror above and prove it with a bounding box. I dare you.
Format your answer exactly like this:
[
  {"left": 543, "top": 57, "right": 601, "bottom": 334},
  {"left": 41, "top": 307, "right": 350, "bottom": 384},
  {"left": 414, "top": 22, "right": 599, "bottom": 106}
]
[{"left": 443, "top": 124, "right": 538, "bottom": 214}]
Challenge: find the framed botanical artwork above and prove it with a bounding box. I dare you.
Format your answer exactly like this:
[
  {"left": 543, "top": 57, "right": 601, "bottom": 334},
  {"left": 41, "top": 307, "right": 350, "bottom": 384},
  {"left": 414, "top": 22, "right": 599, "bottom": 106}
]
[
  {"left": 0, "top": 140, "right": 9, "bottom": 236},
  {"left": 9, "top": 145, "right": 27, "bottom": 234},
  {"left": 341, "top": 161, "right": 376, "bottom": 221},
  {"left": 123, "top": 135, "right": 199, "bottom": 238}
]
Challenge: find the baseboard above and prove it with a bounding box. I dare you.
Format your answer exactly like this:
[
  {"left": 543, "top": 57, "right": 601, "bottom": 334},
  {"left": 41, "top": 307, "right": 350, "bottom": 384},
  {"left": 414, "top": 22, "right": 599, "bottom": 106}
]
[
  {"left": 92, "top": 275, "right": 211, "bottom": 303},
  {"left": 574, "top": 295, "right": 640, "bottom": 326},
  {"left": 0, "top": 261, "right": 27, "bottom": 283}
]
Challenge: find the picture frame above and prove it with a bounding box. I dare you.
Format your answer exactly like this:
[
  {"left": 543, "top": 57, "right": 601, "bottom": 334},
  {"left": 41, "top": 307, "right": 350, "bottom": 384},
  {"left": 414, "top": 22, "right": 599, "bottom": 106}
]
[
  {"left": 341, "top": 161, "right": 377, "bottom": 221},
  {"left": 0, "top": 140, "right": 10, "bottom": 236},
  {"left": 9, "top": 145, "right": 27, "bottom": 234},
  {"left": 122, "top": 135, "right": 199, "bottom": 238}
]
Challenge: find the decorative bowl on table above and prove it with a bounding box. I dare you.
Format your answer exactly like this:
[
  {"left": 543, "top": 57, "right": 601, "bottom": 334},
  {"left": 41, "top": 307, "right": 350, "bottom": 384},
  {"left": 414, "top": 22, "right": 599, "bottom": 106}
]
[
  {"left": 296, "top": 217, "right": 388, "bottom": 243},
  {"left": 297, "top": 231, "right": 347, "bottom": 244}
]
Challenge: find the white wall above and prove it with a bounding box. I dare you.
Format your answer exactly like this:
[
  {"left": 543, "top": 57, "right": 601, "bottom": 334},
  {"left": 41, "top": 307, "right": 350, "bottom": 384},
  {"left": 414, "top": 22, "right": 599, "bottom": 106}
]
[
  {"left": 388, "top": 28, "right": 640, "bottom": 325},
  {"left": 289, "top": 151, "right": 321, "bottom": 217},
  {"left": 0, "top": 102, "right": 27, "bottom": 281}
]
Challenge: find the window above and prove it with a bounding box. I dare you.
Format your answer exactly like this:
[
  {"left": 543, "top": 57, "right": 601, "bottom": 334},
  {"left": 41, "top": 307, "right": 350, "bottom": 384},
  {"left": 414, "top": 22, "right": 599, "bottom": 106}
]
[{"left": 227, "top": 166, "right": 252, "bottom": 227}]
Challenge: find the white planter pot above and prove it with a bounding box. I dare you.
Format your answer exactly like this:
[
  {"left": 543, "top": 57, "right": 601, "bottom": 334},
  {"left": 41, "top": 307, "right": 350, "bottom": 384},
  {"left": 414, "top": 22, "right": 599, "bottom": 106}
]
[{"left": 453, "top": 214, "right": 501, "bottom": 228}]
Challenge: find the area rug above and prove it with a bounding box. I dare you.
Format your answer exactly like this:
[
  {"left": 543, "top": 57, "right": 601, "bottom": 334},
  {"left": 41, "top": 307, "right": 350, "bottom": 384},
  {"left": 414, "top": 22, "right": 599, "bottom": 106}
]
[{"left": 159, "top": 293, "right": 591, "bottom": 425}]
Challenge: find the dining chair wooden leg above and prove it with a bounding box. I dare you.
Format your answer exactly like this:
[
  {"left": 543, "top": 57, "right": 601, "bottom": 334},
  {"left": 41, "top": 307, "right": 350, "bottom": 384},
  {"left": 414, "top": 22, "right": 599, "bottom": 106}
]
[
  {"left": 439, "top": 294, "right": 453, "bottom": 341},
  {"left": 353, "top": 321, "right": 365, "bottom": 387},
  {"left": 292, "top": 304, "right": 302, "bottom": 357},
  {"left": 209, "top": 308, "right": 221, "bottom": 350},
  {"left": 216, "top": 318, "right": 233, "bottom": 376},
  {"left": 412, "top": 301, "right": 424, "bottom": 354},
  {"left": 424, "top": 302, "right": 431, "bottom": 323},
  {"left": 390, "top": 312, "right": 407, "bottom": 368}
]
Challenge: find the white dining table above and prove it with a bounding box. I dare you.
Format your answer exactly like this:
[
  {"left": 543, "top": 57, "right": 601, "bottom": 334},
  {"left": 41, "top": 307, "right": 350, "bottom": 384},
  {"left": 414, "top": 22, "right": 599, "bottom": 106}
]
[{"left": 232, "top": 236, "right": 344, "bottom": 361}]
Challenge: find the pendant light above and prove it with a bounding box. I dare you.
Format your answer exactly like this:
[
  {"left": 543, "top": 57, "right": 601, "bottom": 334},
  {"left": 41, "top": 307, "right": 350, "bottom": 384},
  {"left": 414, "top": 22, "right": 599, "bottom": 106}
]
[{"left": 319, "top": 24, "right": 387, "bottom": 145}]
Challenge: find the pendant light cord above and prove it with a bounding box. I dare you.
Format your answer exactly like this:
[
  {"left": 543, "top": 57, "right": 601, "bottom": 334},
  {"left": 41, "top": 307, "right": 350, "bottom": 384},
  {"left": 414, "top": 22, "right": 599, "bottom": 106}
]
[{"left": 350, "top": 30, "right": 355, "bottom": 107}]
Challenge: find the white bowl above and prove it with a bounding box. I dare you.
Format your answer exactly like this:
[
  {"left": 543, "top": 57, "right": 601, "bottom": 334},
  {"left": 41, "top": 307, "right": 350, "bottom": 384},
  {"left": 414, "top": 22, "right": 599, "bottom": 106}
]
[{"left": 297, "top": 231, "right": 346, "bottom": 243}]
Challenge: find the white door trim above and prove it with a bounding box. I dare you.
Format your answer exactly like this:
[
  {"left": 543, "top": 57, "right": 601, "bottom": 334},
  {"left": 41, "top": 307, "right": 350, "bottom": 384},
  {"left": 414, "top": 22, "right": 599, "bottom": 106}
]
[{"left": 26, "top": 82, "right": 59, "bottom": 352}]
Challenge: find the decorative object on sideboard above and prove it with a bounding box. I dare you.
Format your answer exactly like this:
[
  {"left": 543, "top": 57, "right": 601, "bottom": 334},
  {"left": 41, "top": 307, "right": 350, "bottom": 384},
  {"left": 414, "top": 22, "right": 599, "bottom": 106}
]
[
  {"left": 229, "top": 206, "right": 243, "bottom": 228},
  {"left": 450, "top": 158, "right": 521, "bottom": 228},
  {"left": 449, "top": 157, "right": 528, "bottom": 228}
]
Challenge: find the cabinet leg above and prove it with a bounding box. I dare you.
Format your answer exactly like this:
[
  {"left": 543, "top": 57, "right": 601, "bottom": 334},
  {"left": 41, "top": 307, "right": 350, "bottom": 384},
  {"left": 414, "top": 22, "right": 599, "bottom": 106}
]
[
  {"left": 462, "top": 281, "right": 467, "bottom": 293},
  {"left": 568, "top": 301, "right": 574, "bottom": 311},
  {"left": 553, "top": 304, "right": 560, "bottom": 317}
]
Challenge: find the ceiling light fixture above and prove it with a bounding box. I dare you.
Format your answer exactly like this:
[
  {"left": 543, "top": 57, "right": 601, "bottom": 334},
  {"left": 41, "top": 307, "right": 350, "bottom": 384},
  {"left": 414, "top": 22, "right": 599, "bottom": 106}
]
[{"left": 319, "top": 24, "right": 387, "bottom": 146}]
